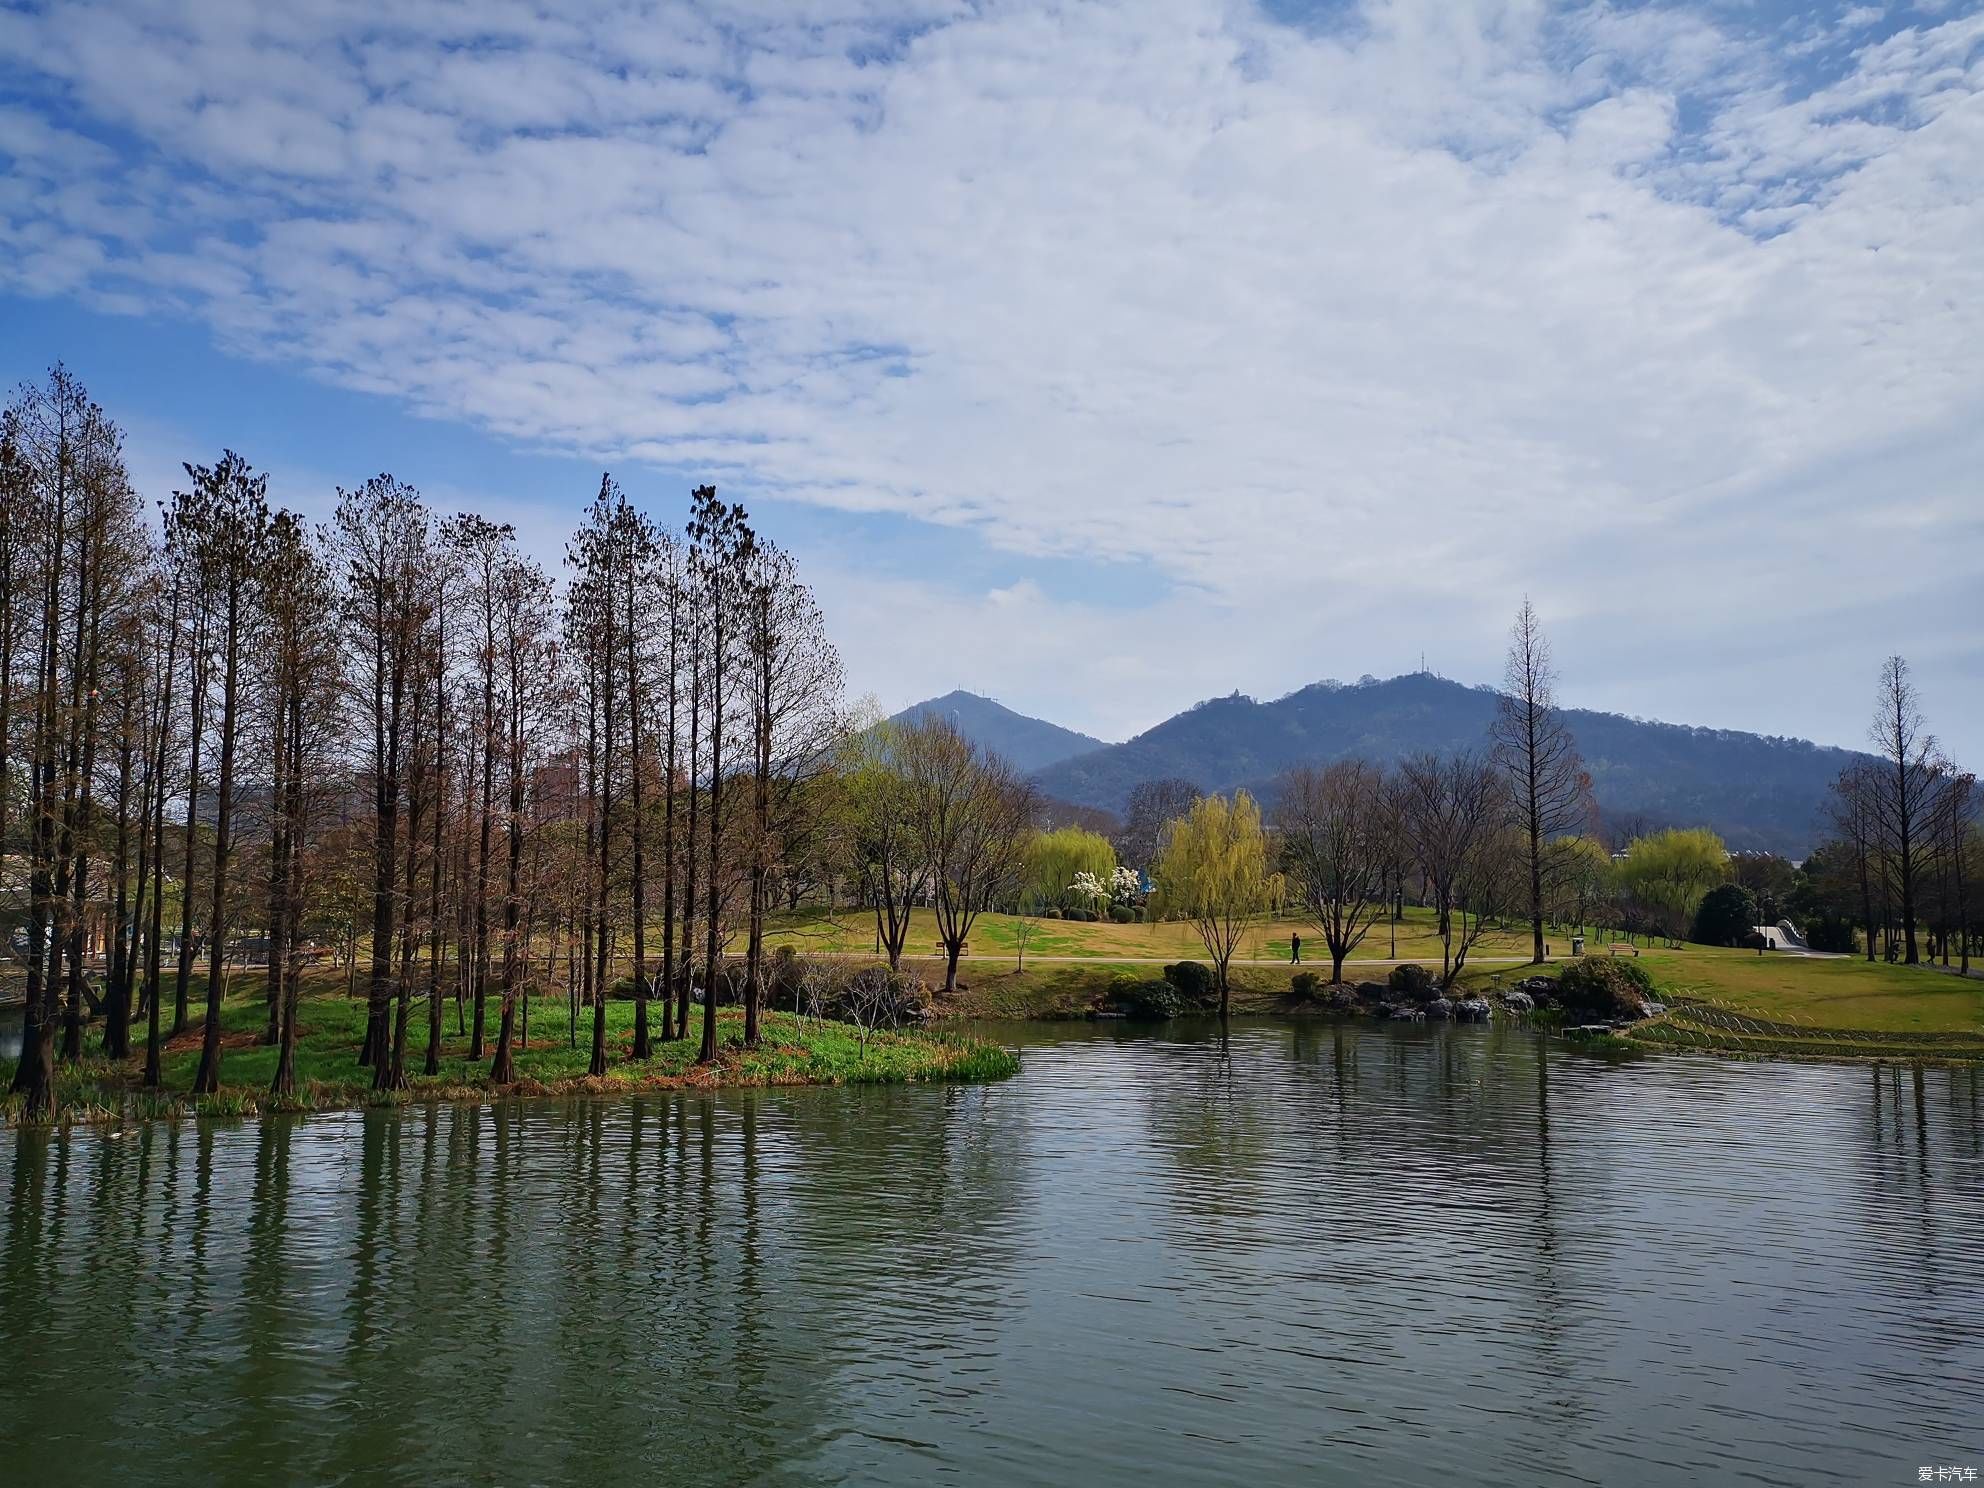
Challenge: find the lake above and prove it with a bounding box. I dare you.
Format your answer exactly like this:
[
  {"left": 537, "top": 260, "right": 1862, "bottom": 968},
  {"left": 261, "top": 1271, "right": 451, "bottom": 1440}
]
[{"left": 2, "top": 1019, "right": 1979, "bottom": 1485}]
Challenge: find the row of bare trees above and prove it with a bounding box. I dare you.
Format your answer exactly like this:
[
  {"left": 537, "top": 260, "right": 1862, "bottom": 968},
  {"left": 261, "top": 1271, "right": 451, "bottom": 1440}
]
[
  {"left": 1826, "top": 657, "right": 1975, "bottom": 968},
  {"left": 837, "top": 716, "right": 1037, "bottom": 993},
  {"left": 1271, "top": 600, "right": 1594, "bottom": 985},
  {"left": 1, "top": 365, "right": 845, "bottom": 1118}
]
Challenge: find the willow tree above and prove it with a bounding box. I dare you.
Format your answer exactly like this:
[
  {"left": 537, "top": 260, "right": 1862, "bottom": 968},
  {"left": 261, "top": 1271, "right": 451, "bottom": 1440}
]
[
  {"left": 1614, "top": 826, "right": 1729, "bottom": 946},
  {"left": 1490, "top": 599, "right": 1592, "bottom": 964},
  {"left": 1020, "top": 826, "right": 1115, "bottom": 914},
  {"left": 1149, "top": 790, "right": 1284, "bottom": 1018}
]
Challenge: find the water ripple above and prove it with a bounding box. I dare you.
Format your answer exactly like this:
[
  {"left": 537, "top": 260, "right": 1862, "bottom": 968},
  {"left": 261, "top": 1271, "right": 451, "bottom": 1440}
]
[{"left": 3, "top": 1020, "right": 1980, "bottom": 1486}]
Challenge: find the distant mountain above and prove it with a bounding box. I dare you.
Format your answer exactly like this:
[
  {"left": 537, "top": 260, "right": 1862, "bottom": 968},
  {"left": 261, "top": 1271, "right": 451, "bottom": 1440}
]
[
  {"left": 889, "top": 690, "right": 1110, "bottom": 774},
  {"left": 1029, "top": 673, "right": 1865, "bottom": 856}
]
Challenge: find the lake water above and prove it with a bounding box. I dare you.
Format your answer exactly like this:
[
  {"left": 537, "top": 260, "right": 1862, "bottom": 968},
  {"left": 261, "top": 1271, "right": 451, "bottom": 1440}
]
[{"left": 2, "top": 1020, "right": 1979, "bottom": 1486}]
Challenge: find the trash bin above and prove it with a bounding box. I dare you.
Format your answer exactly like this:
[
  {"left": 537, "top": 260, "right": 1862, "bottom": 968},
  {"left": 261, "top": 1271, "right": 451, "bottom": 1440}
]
[{"left": 1571, "top": 935, "right": 1585, "bottom": 957}]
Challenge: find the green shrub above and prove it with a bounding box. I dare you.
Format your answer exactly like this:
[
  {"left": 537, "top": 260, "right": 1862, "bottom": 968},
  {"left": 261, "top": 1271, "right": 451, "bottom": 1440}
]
[
  {"left": 1554, "top": 956, "right": 1658, "bottom": 1019},
  {"left": 1289, "top": 971, "right": 1322, "bottom": 1001},
  {"left": 1108, "top": 905, "right": 1137, "bottom": 924},
  {"left": 1040, "top": 907, "right": 1062, "bottom": 920},
  {"left": 1162, "top": 961, "right": 1216, "bottom": 1008},
  {"left": 1111, "top": 979, "right": 1186, "bottom": 1019},
  {"left": 1387, "top": 963, "right": 1434, "bottom": 999}
]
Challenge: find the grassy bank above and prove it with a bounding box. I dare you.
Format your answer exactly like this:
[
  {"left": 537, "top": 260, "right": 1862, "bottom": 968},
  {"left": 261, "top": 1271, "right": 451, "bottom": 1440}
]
[
  {"left": 0, "top": 977, "right": 1019, "bottom": 1127},
  {"left": 911, "top": 937, "right": 1983, "bottom": 1064}
]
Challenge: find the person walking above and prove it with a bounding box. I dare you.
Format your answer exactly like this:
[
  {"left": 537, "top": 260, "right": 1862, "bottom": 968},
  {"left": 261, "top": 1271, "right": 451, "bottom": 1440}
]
[{"left": 1290, "top": 933, "right": 1301, "bottom": 965}]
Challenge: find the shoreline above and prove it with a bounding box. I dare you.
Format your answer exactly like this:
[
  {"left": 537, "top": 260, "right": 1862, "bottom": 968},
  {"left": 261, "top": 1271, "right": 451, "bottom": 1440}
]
[{"left": 0, "top": 1006, "right": 1019, "bottom": 1130}]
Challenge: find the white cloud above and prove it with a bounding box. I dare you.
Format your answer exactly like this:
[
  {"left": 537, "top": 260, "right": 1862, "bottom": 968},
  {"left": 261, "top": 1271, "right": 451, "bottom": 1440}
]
[{"left": 2, "top": 0, "right": 1981, "bottom": 754}]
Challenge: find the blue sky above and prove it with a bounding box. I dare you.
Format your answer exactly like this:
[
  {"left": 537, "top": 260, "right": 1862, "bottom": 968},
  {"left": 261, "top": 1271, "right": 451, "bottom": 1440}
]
[{"left": 2, "top": 0, "right": 1980, "bottom": 760}]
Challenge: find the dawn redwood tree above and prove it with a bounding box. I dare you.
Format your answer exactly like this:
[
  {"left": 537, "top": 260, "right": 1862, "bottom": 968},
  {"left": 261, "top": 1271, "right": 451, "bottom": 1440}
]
[
  {"left": 603, "top": 489, "right": 662, "bottom": 1058},
  {"left": 567, "top": 481, "right": 628, "bottom": 1077},
  {"left": 488, "top": 552, "right": 554, "bottom": 1084},
  {"left": 688, "top": 484, "right": 750, "bottom": 1064},
  {"left": 99, "top": 609, "right": 144, "bottom": 1059},
  {"left": 331, "top": 474, "right": 436, "bottom": 1090},
  {"left": 0, "top": 426, "right": 18, "bottom": 884},
  {"left": 658, "top": 534, "right": 688, "bottom": 1042},
  {"left": 264, "top": 512, "right": 339, "bottom": 1099},
  {"left": 1867, "top": 656, "right": 1944, "bottom": 965},
  {"left": 4, "top": 367, "right": 124, "bottom": 1117},
  {"left": 1149, "top": 790, "right": 1284, "bottom": 1017},
  {"left": 738, "top": 537, "right": 843, "bottom": 1044},
  {"left": 186, "top": 452, "right": 272, "bottom": 1096},
  {"left": 57, "top": 427, "right": 142, "bottom": 1062},
  {"left": 445, "top": 513, "right": 515, "bottom": 1061},
  {"left": 140, "top": 572, "right": 182, "bottom": 1089},
  {"left": 422, "top": 542, "right": 461, "bottom": 1076},
  {"left": 1275, "top": 758, "right": 1388, "bottom": 984},
  {"left": 1490, "top": 599, "right": 1592, "bottom": 965}
]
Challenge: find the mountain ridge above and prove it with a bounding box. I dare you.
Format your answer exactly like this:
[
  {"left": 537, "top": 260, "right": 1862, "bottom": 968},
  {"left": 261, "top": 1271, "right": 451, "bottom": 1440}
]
[
  {"left": 909, "top": 674, "right": 1865, "bottom": 856},
  {"left": 886, "top": 689, "right": 1109, "bottom": 774}
]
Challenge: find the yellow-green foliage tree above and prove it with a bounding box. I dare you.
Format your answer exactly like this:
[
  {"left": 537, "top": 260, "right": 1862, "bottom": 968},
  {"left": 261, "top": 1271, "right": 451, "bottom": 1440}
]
[
  {"left": 1149, "top": 791, "right": 1284, "bottom": 1016},
  {"left": 1021, "top": 827, "right": 1115, "bottom": 913},
  {"left": 1616, "top": 827, "right": 1728, "bottom": 943},
  {"left": 1547, "top": 834, "right": 1615, "bottom": 933}
]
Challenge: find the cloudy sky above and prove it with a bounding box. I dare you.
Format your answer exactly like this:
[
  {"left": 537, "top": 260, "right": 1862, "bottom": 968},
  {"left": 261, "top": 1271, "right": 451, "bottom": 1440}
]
[{"left": 2, "top": 0, "right": 1979, "bottom": 759}]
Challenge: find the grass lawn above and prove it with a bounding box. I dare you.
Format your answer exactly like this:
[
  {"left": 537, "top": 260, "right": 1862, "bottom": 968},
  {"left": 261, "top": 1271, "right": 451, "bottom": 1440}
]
[
  {"left": 763, "top": 904, "right": 1542, "bottom": 965},
  {"left": 1, "top": 972, "right": 1019, "bottom": 1126}
]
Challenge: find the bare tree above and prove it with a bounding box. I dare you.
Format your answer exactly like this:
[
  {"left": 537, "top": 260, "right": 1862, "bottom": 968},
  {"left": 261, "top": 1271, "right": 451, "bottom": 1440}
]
[
  {"left": 902, "top": 720, "right": 1034, "bottom": 996},
  {"left": 1867, "top": 656, "right": 1943, "bottom": 965},
  {"left": 5, "top": 368, "right": 132, "bottom": 1116},
  {"left": 443, "top": 514, "right": 515, "bottom": 1060},
  {"left": 739, "top": 538, "right": 843, "bottom": 1043},
  {"left": 330, "top": 474, "right": 435, "bottom": 1089},
  {"left": 1490, "top": 599, "right": 1592, "bottom": 965},
  {"left": 263, "top": 512, "right": 339, "bottom": 1098},
  {"left": 1275, "top": 759, "right": 1388, "bottom": 984},
  {"left": 181, "top": 453, "right": 272, "bottom": 1095},
  {"left": 1394, "top": 751, "right": 1506, "bottom": 987},
  {"left": 1115, "top": 777, "right": 1201, "bottom": 872},
  {"left": 1827, "top": 764, "right": 1883, "bottom": 963},
  {"left": 688, "top": 484, "right": 750, "bottom": 1064},
  {"left": 488, "top": 553, "right": 555, "bottom": 1084}
]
